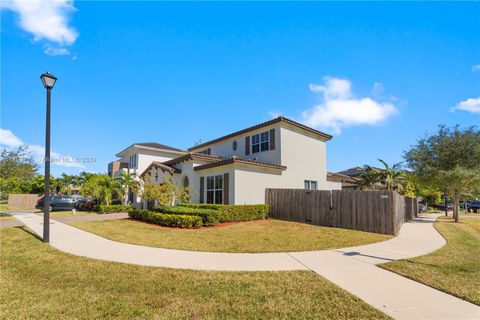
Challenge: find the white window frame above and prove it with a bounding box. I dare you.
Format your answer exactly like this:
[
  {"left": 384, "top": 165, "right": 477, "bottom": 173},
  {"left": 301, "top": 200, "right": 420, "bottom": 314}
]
[
  {"left": 304, "top": 180, "right": 318, "bottom": 190},
  {"left": 252, "top": 131, "right": 269, "bottom": 154},
  {"left": 206, "top": 175, "right": 223, "bottom": 204}
]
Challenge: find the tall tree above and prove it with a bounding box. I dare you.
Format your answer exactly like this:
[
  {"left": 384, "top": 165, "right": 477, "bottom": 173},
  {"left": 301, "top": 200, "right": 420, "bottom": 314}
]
[
  {"left": 405, "top": 125, "right": 480, "bottom": 222},
  {"left": 0, "top": 146, "right": 39, "bottom": 195}
]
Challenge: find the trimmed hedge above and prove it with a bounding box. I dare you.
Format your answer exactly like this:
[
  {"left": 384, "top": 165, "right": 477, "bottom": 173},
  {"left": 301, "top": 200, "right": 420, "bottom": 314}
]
[
  {"left": 177, "top": 203, "right": 269, "bottom": 222},
  {"left": 128, "top": 209, "right": 202, "bottom": 228},
  {"left": 153, "top": 206, "right": 222, "bottom": 226},
  {"left": 96, "top": 204, "right": 134, "bottom": 214}
]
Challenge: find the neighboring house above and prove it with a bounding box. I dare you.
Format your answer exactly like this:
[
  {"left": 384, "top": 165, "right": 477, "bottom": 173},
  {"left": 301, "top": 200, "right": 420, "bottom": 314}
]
[
  {"left": 336, "top": 166, "right": 387, "bottom": 190},
  {"left": 109, "top": 142, "right": 185, "bottom": 206},
  {"left": 110, "top": 117, "right": 341, "bottom": 208},
  {"left": 327, "top": 172, "right": 361, "bottom": 190}
]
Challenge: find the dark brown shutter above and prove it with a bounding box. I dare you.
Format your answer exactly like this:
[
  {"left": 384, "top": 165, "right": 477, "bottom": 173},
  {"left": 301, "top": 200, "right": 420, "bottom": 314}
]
[
  {"left": 223, "top": 173, "right": 229, "bottom": 205},
  {"left": 245, "top": 136, "right": 250, "bottom": 155},
  {"left": 199, "top": 177, "right": 204, "bottom": 203},
  {"left": 269, "top": 128, "right": 275, "bottom": 150}
]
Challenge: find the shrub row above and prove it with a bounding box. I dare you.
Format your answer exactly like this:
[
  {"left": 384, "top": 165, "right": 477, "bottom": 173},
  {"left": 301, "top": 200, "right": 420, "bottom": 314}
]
[
  {"left": 177, "top": 203, "right": 269, "bottom": 222},
  {"left": 96, "top": 204, "right": 134, "bottom": 214},
  {"left": 128, "top": 210, "right": 202, "bottom": 228},
  {"left": 153, "top": 205, "right": 222, "bottom": 226}
]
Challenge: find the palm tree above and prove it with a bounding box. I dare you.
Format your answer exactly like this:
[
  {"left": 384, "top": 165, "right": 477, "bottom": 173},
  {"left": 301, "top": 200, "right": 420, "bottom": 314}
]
[
  {"left": 358, "top": 165, "right": 381, "bottom": 190},
  {"left": 377, "top": 159, "right": 404, "bottom": 191},
  {"left": 60, "top": 173, "right": 76, "bottom": 195},
  {"left": 115, "top": 171, "right": 140, "bottom": 205},
  {"left": 77, "top": 171, "right": 94, "bottom": 187},
  {"left": 97, "top": 175, "right": 121, "bottom": 205}
]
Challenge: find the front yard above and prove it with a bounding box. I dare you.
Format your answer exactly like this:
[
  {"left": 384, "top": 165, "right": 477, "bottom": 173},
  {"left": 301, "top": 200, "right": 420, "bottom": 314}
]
[
  {"left": 381, "top": 217, "right": 480, "bottom": 305},
  {"left": 0, "top": 227, "right": 389, "bottom": 319},
  {"left": 70, "top": 218, "right": 392, "bottom": 253}
]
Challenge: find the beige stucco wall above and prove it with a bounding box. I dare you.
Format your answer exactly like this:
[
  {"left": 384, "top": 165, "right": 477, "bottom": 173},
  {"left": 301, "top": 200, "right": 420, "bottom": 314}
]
[
  {"left": 279, "top": 123, "right": 341, "bottom": 191},
  {"left": 190, "top": 123, "right": 281, "bottom": 165}
]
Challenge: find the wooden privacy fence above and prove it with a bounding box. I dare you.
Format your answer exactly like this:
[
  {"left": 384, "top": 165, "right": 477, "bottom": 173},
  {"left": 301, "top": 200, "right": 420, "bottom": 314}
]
[
  {"left": 265, "top": 189, "right": 417, "bottom": 235},
  {"left": 8, "top": 194, "right": 39, "bottom": 210}
]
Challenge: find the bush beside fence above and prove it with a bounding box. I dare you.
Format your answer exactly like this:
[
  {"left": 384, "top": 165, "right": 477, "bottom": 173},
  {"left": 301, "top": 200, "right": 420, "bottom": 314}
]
[{"left": 129, "top": 210, "right": 202, "bottom": 228}]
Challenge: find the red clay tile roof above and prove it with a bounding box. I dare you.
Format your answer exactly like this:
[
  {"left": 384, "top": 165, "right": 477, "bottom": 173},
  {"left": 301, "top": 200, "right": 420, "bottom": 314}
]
[
  {"left": 188, "top": 116, "right": 332, "bottom": 151},
  {"left": 193, "top": 156, "right": 287, "bottom": 171}
]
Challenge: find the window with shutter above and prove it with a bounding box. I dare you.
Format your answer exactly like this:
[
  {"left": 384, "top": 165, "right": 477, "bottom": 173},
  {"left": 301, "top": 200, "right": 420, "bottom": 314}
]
[
  {"left": 269, "top": 128, "right": 275, "bottom": 150},
  {"left": 245, "top": 136, "right": 250, "bottom": 155}
]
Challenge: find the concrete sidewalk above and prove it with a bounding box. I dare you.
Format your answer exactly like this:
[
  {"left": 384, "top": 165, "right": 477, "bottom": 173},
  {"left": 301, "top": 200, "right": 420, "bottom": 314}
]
[{"left": 11, "top": 212, "right": 480, "bottom": 319}]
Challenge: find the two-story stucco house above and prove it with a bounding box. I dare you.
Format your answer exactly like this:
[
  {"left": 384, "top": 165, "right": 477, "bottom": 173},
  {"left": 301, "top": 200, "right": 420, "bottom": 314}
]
[{"left": 109, "top": 117, "right": 341, "bottom": 207}]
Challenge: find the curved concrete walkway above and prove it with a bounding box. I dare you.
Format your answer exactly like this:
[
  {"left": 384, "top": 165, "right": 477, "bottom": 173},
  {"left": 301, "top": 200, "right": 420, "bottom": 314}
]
[{"left": 11, "top": 212, "right": 480, "bottom": 319}]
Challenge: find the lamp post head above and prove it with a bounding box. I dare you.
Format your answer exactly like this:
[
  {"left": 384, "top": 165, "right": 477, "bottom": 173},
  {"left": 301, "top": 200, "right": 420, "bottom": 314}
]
[{"left": 40, "top": 72, "right": 57, "bottom": 89}]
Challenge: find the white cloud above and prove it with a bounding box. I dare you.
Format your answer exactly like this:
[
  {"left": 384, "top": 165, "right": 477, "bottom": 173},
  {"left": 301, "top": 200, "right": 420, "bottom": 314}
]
[
  {"left": 0, "top": 129, "right": 23, "bottom": 147},
  {"left": 302, "top": 77, "right": 397, "bottom": 134},
  {"left": 44, "top": 45, "right": 70, "bottom": 56},
  {"left": 472, "top": 65, "right": 480, "bottom": 72},
  {"left": 0, "top": 128, "right": 85, "bottom": 168},
  {"left": 1, "top": 0, "right": 78, "bottom": 55},
  {"left": 451, "top": 97, "right": 480, "bottom": 114}
]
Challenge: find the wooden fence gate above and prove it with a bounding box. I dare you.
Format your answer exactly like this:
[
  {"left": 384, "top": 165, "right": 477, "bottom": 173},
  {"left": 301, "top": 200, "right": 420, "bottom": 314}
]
[{"left": 265, "top": 189, "right": 417, "bottom": 235}]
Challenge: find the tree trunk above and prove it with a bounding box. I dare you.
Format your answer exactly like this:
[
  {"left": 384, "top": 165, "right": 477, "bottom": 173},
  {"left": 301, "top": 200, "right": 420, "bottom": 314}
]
[{"left": 453, "top": 195, "right": 460, "bottom": 222}]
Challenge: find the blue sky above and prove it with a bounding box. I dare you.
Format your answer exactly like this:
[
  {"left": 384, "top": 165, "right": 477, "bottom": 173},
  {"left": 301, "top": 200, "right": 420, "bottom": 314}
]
[{"left": 1, "top": 1, "right": 479, "bottom": 176}]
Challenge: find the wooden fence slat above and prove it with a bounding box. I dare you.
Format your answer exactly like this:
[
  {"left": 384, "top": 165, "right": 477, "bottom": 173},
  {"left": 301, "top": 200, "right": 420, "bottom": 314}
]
[{"left": 265, "top": 189, "right": 415, "bottom": 235}]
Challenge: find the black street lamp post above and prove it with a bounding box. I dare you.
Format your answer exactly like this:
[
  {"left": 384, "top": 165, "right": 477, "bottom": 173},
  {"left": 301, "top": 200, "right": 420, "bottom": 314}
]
[{"left": 40, "top": 72, "right": 57, "bottom": 243}]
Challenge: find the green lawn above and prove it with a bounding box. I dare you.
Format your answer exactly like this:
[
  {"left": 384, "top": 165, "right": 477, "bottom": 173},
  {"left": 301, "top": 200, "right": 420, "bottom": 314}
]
[
  {"left": 35, "top": 210, "right": 99, "bottom": 218},
  {"left": 0, "top": 227, "right": 389, "bottom": 319},
  {"left": 70, "top": 218, "right": 392, "bottom": 253},
  {"left": 381, "top": 217, "right": 480, "bottom": 305},
  {"left": 0, "top": 204, "right": 8, "bottom": 211}
]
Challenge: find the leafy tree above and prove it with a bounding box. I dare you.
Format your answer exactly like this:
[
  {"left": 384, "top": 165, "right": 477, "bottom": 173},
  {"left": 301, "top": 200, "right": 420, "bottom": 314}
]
[
  {"left": 140, "top": 176, "right": 189, "bottom": 207},
  {"left": 399, "top": 176, "right": 416, "bottom": 198},
  {"left": 114, "top": 171, "right": 140, "bottom": 205},
  {"left": 0, "top": 146, "right": 38, "bottom": 180},
  {"left": 405, "top": 125, "right": 480, "bottom": 222},
  {"left": 0, "top": 146, "right": 39, "bottom": 195}
]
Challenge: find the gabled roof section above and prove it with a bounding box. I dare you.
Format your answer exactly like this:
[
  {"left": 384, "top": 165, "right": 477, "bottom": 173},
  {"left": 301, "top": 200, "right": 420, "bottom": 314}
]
[
  {"left": 163, "top": 153, "right": 222, "bottom": 166},
  {"left": 139, "top": 161, "right": 181, "bottom": 178},
  {"left": 116, "top": 142, "right": 185, "bottom": 157},
  {"left": 193, "top": 156, "right": 287, "bottom": 171},
  {"left": 327, "top": 172, "right": 361, "bottom": 184},
  {"left": 338, "top": 166, "right": 383, "bottom": 177},
  {"left": 188, "top": 116, "right": 332, "bottom": 151}
]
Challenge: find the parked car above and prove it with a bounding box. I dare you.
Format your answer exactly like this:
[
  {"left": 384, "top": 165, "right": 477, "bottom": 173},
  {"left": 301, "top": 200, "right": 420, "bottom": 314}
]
[
  {"left": 418, "top": 203, "right": 427, "bottom": 213},
  {"left": 466, "top": 201, "right": 480, "bottom": 213},
  {"left": 35, "top": 195, "right": 87, "bottom": 211},
  {"left": 431, "top": 203, "right": 454, "bottom": 211}
]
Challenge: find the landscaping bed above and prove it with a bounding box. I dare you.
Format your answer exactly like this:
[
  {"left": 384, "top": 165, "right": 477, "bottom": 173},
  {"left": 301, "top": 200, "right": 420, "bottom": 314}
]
[
  {"left": 129, "top": 204, "right": 269, "bottom": 228},
  {"left": 0, "top": 226, "right": 389, "bottom": 319},
  {"left": 70, "top": 218, "right": 392, "bottom": 253},
  {"left": 381, "top": 217, "right": 480, "bottom": 305}
]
